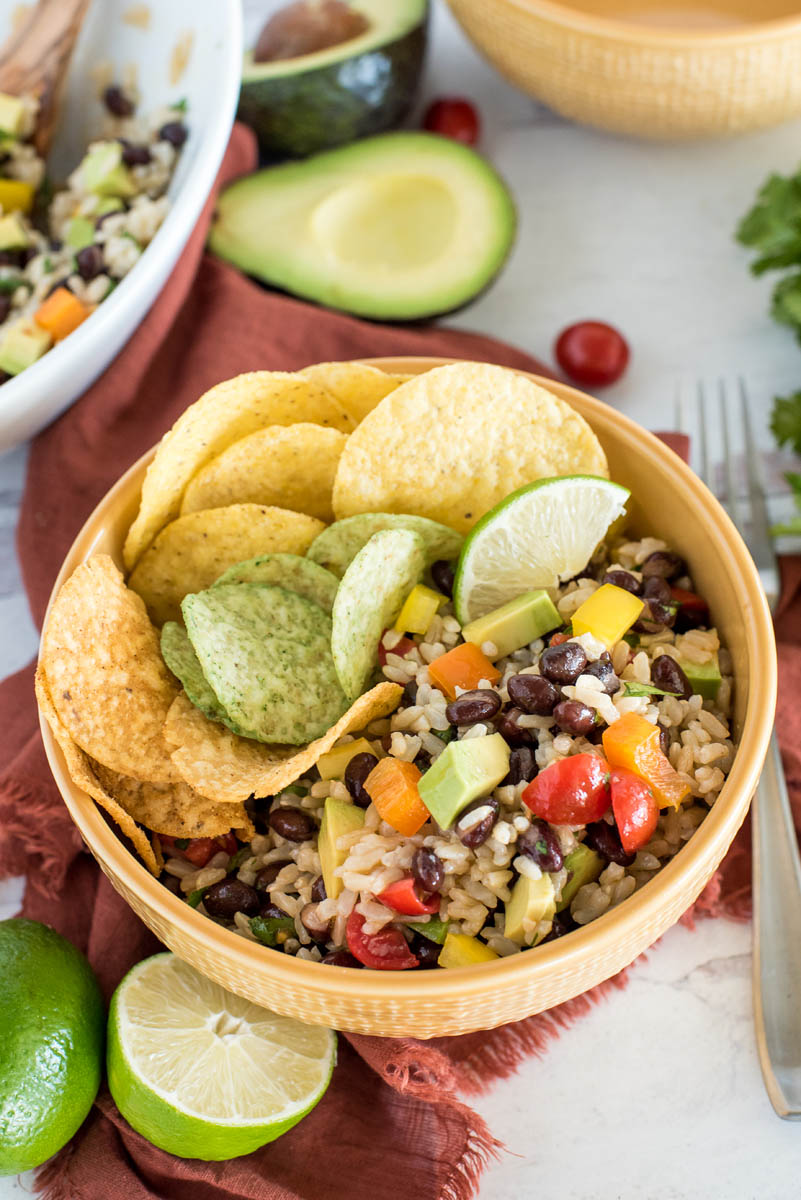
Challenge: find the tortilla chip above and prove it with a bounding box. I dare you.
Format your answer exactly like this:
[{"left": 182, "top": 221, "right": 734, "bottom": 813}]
[
  {"left": 180, "top": 423, "right": 347, "bottom": 523},
  {"left": 123, "top": 371, "right": 354, "bottom": 570},
  {"left": 332, "top": 363, "right": 609, "bottom": 534},
  {"left": 300, "top": 361, "right": 409, "bottom": 424},
  {"left": 307, "top": 513, "right": 462, "bottom": 579},
  {"left": 128, "top": 504, "right": 325, "bottom": 626},
  {"left": 90, "top": 761, "right": 253, "bottom": 838},
  {"left": 161, "top": 621, "right": 227, "bottom": 723},
  {"left": 35, "top": 666, "right": 160, "bottom": 875},
  {"left": 164, "top": 682, "right": 403, "bottom": 804},
  {"left": 215, "top": 553, "right": 338, "bottom": 612},
  {"left": 41, "top": 555, "right": 181, "bottom": 784}
]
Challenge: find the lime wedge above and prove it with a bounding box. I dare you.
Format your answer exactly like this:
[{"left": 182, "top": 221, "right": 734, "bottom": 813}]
[
  {"left": 453, "top": 476, "right": 629, "bottom": 624},
  {"left": 107, "top": 953, "right": 336, "bottom": 1161}
]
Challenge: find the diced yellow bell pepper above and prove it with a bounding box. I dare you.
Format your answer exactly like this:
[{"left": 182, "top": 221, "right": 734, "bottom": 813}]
[
  {"left": 571, "top": 583, "right": 644, "bottom": 648},
  {"left": 438, "top": 931, "right": 499, "bottom": 968},
  {"left": 394, "top": 583, "right": 448, "bottom": 635},
  {"left": 317, "top": 737, "right": 378, "bottom": 781},
  {"left": 0, "top": 179, "right": 34, "bottom": 215}
]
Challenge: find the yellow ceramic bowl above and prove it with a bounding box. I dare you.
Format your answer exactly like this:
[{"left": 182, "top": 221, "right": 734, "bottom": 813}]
[
  {"left": 38, "top": 359, "right": 776, "bottom": 1037},
  {"left": 446, "top": 0, "right": 801, "bottom": 139}
]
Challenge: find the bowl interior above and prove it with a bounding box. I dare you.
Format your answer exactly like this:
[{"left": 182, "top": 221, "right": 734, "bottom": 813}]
[{"left": 553, "top": 0, "right": 798, "bottom": 28}]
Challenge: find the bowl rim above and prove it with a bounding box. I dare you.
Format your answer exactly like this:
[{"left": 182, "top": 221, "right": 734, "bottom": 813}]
[
  {"left": 496, "top": 0, "right": 801, "bottom": 45},
  {"left": 39, "top": 357, "right": 776, "bottom": 1002}
]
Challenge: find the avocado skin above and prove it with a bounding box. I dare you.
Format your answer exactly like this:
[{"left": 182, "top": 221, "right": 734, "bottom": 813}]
[{"left": 238, "top": 21, "right": 427, "bottom": 161}]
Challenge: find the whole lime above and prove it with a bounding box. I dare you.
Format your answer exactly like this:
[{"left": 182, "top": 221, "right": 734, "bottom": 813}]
[{"left": 0, "top": 918, "right": 105, "bottom": 1176}]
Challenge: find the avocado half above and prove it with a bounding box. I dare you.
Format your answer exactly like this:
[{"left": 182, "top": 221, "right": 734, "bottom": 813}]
[
  {"left": 209, "top": 131, "right": 517, "bottom": 321},
  {"left": 239, "top": 0, "right": 428, "bottom": 160}
]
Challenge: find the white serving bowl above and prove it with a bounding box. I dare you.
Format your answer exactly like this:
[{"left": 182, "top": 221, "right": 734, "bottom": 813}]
[{"left": 0, "top": 0, "right": 242, "bottom": 455}]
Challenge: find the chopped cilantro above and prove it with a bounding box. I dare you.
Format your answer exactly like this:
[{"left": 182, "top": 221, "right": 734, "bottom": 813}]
[
  {"left": 404, "top": 916, "right": 449, "bottom": 944},
  {"left": 250, "top": 914, "right": 295, "bottom": 947},
  {"left": 622, "top": 681, "right": 672, "bottom": 697},
  {"left": 433, "top": 726, "right": 455, "bottom": 744},
  {"left": 186, "top": 888, "right": 206, "bottom": 907},
  {"left": 174, "top": 837, "right": 190, "bottom": 850}
]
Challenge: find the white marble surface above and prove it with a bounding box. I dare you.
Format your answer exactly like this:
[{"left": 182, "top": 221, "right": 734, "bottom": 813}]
[{"left": 3, "top": 1, "right": 801, "bottom": 1195}]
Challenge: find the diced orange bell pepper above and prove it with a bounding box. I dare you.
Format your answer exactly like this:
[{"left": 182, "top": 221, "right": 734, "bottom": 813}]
[
  {"left": 34, "top": 287, "right": 91, "bottom": 342},
  {"left": 427, "top": 642, "right": 501, "bottom": 700},
  {"left": 602, "top": 712, "right": 690, "bottom": 811},
  {"left": 364, "top": 758, "right": 429, "bottom": 836}
]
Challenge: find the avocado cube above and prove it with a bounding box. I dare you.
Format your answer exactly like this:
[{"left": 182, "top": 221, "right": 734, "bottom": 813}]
[
  {"left": 81, "top": 143, "right": 136, "bottom": 198},
  {"left": 317, "top": 737, "right": 376, "bottom": 781},
  {"left": 438, "top": 931, "right": 499, "bottom": 968},
  {"left": 0, "top": 212, "right": 30, "bottom": 251},
  {"left": 64, "top": 216, "right": 96, "bottom": 250},
  {"left": 504, "top": 873, "right": 556, "bottom": 943},
  {"left": 318, "top": 797, "right": 364, "bottom": 900},
  {"left": 0, "top": 92, "right": 26, "bottom": 136},
  {"left": 677, "top": 654, "right": 721, "bottom": 701},
  {"left": 556, "top": 843, "right": 603, "bottom": 913},
  {"left": 0, "top": 319, "right": 52, "bottom": 375},
  {"left": 462, "top": 590, "right": 562, "bottom": 660},
  {"left": 418, "top": 732, "right": 510, "bottom": 829},
  {"left": 96, "top": 196, "right": 125, "bottom": 217}
]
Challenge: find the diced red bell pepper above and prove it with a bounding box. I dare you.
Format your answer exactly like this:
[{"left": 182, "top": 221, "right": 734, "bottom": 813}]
[
  {"left": 346, "top": 910, "right": 419, "bottom": 970},
  {"left": 522, "top": 753, "right": 611, "bottom": 826},
  {"left": 549, "top": 631, "right": 571, "bottom": 646},
  {"left": 378, "top": 632, "right": 416, "bottom": 668},
  {"left": 377, "top": 876, "right": 440, "bottom": 916},
  {"left": 159, "top": 833, "right": 237, "bottom": 867},
  {"left": 670, "top": 587, "right": 709, "bottom": 623},
  {"left": 610, "top": 767, "right": 659, "bottom": 852}
]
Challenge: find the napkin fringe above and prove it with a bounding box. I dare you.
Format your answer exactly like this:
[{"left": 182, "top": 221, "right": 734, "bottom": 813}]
[
  {"left": 34, "top": 1143, "right": 76, "bottom": 1200},
  {"left": 0, "top": 775, "right": 80, "bottom": 897},
  {"left": 440, "top": 1120, "right": 503, "bottom": 1200}
]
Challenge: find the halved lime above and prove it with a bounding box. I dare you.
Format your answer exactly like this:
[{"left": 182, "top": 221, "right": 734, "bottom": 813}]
[
  {"left": 453, "top": 476, "right": 629, "bottom": 624},
  {"left": 107, "top": 954, "right": 336, "bottom": 1161}
]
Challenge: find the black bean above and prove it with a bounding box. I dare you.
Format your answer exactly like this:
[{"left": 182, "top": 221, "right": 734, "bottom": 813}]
[
  {"left": 344, "top": 751, "right": 378, "bottom": 808},
  {"left": 103, "top": 85, "right": 135, "bottom": 117},
  {"left": 507, "top": 673, "right": 559, "bottom": 715},
  {"left": 322, "top": 950, "right": 363, "bottom": 967},
  {"left": 584, "top": 821, "right": 635, "bottom": 867},
  {"left": 636, "top": 598, "right": 677, "bottom": 631},
  {"left": 159, "top": 120, "right": 188, "bottom": 148},
  {"left": 161, "top": 872, "right": 182, "bottom": 895},
  {"left": 446, "top": 688, "right": 502, "bottom": 726},
  {"left": 414, "top": 748, "right": 432, "bottom": 772},
  {"left": 0, "top": 295, "right": 10, "bottom": 325},
  {"left": 254, "top": 861, "right": 289, "bottom": 894},
  {"left": 203, "top": 878, "right": 260, "bottom": 919},
  {"left": 504, "top": 745, "right": 537, "bottom": 785},
  {"left": 260, "top": 900, "right": 289, "bottom": 919},
  {"left": 658, "top": 723, "right": 671, "bottom": 757},
  {"left": 641, "top": 550, "right": 685, "bottom": 581},
  {"left": 75, "top": 244, "right": 104, "bottom": 281},
  {"left": 402, "top": 679, "right": 419, "bottom": 706},
  {"left": 457, "top": 795, "right": 499, "bottom": 848},
  {"left": 553, "top": 699, "right": 596, "bottom": 735},
  {"left": 431, "top": 559, "right": 455, "bottom": 597},
  {"left": 643, "top": 576, "right": 672, "bottom": 604},
  {"left": 651, "top": 654, "right": 692, "bottom": 699},
  {"left": 0, "top": 369, "right": 11, "bottom": 385},
  {"left": 411, "top": 847, "right": 444, "bottom": 894},
  {"left": 603, "top": 568, "right": 643, "bottom": 595},
  {"left": 540, "top": 641, "right": 588, "bottom": 685},
  {"left": 119, "top": 139, "right": 151, "bottom": 166},
  {"left": 311, "top": 874, "right": 327, "bottom": 903},
  {"left": 518, "top": 819, "right": 563, "bottom": 872},
  {"left": 300, "top": 902, "right": 331, "bottom": 941},
  {"left": 495, "top": 705, "right": 534, "bottom": 746},
  {"left": 268, "top": 806, "right": 314, "bottom": 842},
  {"left": 0, "top": 249, "right": 23, "bottom": 267},
  {"left": 541, "top": 912, "right": 576, "bottom": 943},
  {"left": 583, "top": 655, "right": 620, "bottom": 695},
  {"left": 412, "top": 936, "right": 442, "bottom": 968},
  {"left": 45, "top": 276, "right": 71, "bottom": 299}
]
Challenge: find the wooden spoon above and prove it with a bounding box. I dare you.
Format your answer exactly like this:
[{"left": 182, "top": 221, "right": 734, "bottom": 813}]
[{"left": 0, "top": 0, "right": 91, "bottom": 155}]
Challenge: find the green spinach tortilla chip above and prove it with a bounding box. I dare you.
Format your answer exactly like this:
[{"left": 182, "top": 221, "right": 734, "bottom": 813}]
[
  {"left": 307, "top": 512, "right": 462, "bottom": 579},
  {"left": 214, "top": 553, "right": 338, "bottom": 613},
  {"left": 161, "top": 622, "right": 226, "bottom": 723}
]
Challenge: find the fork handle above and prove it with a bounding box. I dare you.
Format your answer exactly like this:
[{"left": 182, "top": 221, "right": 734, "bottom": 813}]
[{"left": 752, "top": 729, "right": 801, "bottom": 1119}]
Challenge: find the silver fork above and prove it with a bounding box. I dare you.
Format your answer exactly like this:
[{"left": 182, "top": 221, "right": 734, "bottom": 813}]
[{"left": 695, "top": 379, "right": 801, "bottom": 1120}]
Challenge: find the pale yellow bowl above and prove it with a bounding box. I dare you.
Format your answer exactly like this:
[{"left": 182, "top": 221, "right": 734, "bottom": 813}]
[
  {"left": 446, "top": 0, "right": 801, "bottom": 139},
  {"left": 38, "top": 359, "right": 776, "bottom": 1037}
]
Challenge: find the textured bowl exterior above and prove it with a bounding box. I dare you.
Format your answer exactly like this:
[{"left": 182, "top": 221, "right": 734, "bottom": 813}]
[
  {"left": 446, "top": 0, "right": 801, "bottom": 139},
  {"left": 38, "top": 359, "right": 777, "bottom": 1037}
]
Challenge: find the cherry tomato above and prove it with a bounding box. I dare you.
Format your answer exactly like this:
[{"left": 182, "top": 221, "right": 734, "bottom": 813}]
[
  {"left": 670, "top": 587, "right": 709, "bottom": 624},
  {"left": 376, "top": 877, "right": 440, "bottom": 916},
  {"left": 555, "top": 321, "right": 630, "bottom": 388},
  {"left": 346, "top": 910, "right": 419, "bottom": 970},
  {"left": 422, "top": 97, "right": 480, "bottom": 145},
  {"left": 610, "top": 767, "right": 659, "bottom": 853},
  {"left": 159, "top": 834, "right": 237, "bottom": 868},
  {"left": 522, "top": 753, "right": 610, "bottom": 826},
  {"left": 378, "top": 633, "right": 416, "bottom": 668}
]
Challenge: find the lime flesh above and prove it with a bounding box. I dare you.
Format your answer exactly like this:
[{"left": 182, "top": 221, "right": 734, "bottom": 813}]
[
  {"left": 0, "top": 918, "right": 104, "bottom": 1176},
  {"left": 453, "top": 475, "right": 630, "bottom": 624},
  {"left": 107, "top": 953, "right": 336, "bottom": 1161}
]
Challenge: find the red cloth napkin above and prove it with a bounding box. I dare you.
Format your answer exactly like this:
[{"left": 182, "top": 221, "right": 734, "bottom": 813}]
[{"left": 0, "top": 124, "right": 795, "bottom": 1199}]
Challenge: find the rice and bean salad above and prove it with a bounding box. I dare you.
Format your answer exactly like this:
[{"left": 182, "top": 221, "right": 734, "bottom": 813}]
[
  {"left": 159, "top": 534, "right": 735, "bottom": 970},
  {"left": 0, "top": 84, "right": 186, "bottom": 381}
]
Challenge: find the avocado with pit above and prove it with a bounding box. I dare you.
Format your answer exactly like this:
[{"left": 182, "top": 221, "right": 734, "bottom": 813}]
[
  {"left": 0, "top": 213, "right": 29, "bottom": 251},
  {"left": 0, "top": 320, "right": 52, "bottom": 375},
  {"left": 418, "top": 732, "right": 510, "bottom": 829},
  {"left": 504, "top": 873, "right": 556, "bottom": 944},
  {"left": 209, "top": 131, "right": 516, "bottom": 321},
  {"left": 462, "top": 591, "right": 562, "bottom": 660},
  {"left": 319, "top": 796, "right": 364, "bottom": 899},
  {"left": 556, "top": 843, "right": 603, "bottom": 913},
  {"left": 238, "top": 0, "right": 427, "bottom": 159},
  {"left": 677, "top": 653, "right": 721, "bottom": 701},
  {"left": 81, "top": 144, "right": 136, "bottom": 199}
]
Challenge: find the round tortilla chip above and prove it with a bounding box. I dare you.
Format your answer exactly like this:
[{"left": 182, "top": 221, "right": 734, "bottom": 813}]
[
  {"left": 307, "top": 513, "right": 462, "bottom": 579},
  {"left": 180, "top": 423, "right": 347, "bottom": 523},
  {"left": 331, "top": 363, "right": 609, "bottom": 534},
  {"left": 164, "top": 683, "right": 402, "bottom": 804},
  {"left": 214, "top": 553, "right": 338, "bottom": 613},
  {"left": 128, "top": 504, "right": 325, "bottom": 626},
  {"left": 41, "top": 555, "right": 181, "bottom": 785},
  {"left": 90, "top": 761, "right": 252, "bottom": 839},
  {"left": 123, "top": 371, "right": 354, "bottom": 570},
  {"left": 161, "top": 622, "right": 227, "bottom": 723},
  {"left": 300, "top": 361, "right": 410, "bottom": 425}
]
